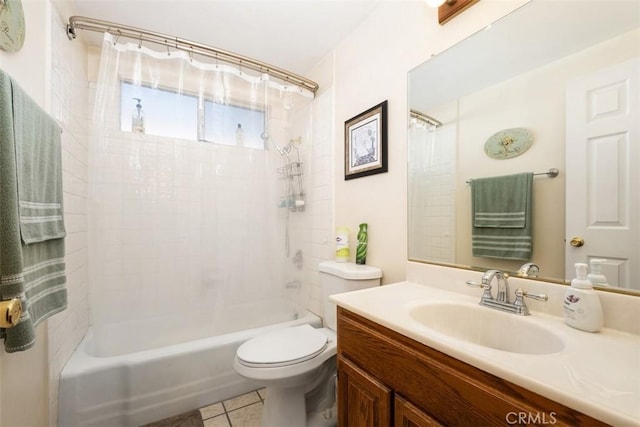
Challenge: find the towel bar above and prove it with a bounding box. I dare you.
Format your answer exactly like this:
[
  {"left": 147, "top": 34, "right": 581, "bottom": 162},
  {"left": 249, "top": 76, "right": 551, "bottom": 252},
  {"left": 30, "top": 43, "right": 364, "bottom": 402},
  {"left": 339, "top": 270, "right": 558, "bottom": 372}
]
[{"left": 466, "top": 168, "right": 559, "bottom": 184}]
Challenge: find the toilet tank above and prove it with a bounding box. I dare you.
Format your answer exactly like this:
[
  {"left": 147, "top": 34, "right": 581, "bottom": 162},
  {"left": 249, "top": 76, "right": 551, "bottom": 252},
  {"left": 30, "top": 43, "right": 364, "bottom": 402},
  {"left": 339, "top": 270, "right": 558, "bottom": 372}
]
[{"left": 319, "top": 261, "right": 382, "bottom": 330}]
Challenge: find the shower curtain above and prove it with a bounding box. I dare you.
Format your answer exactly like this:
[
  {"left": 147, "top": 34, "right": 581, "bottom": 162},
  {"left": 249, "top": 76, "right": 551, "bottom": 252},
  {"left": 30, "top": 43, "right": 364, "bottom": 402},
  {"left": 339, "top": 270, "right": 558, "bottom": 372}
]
[
  {"left": 88, "top": 33, "right": 311, "bottom": 329},
  {"left": 408, "top": 121, "right": 457, "bottom": 263}
]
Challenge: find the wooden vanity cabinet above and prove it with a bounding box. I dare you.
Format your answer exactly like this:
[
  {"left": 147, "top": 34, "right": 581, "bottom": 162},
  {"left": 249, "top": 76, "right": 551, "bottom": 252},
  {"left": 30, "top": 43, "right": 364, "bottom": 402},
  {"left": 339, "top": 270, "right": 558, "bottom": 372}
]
[{"left": 336, "top": 307, "right": 607, "bottom": 427}]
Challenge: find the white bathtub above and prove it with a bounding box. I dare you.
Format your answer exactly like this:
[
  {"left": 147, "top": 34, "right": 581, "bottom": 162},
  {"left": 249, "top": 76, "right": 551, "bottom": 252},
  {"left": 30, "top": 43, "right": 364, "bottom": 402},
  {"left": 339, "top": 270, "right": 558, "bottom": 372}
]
[{"left": 58, "top": 299, "right": 321, "bottom": 426}]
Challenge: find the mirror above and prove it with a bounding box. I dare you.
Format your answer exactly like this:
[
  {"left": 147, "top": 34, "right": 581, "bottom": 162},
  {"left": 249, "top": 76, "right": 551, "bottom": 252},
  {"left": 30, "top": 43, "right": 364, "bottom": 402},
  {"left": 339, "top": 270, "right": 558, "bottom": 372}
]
[{"left": 408, "top": 0, "right": 640, "bottom": 294}]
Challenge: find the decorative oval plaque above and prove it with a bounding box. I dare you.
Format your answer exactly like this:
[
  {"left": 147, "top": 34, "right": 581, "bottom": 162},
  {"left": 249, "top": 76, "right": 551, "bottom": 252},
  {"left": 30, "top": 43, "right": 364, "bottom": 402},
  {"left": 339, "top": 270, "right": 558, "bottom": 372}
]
[
  {"left": 483, "top": 128, "right": 534, "bottom": 160},
  {"left": 0, "top": 0, "right": 26, "bottom": 53}
]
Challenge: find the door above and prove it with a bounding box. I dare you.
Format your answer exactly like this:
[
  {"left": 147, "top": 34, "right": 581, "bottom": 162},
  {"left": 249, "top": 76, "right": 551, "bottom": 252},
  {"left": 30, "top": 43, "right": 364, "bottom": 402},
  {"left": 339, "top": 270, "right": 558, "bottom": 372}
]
[
  {"left": 395, "top": 395, "right": 443, "bottom": 427},
  {"left": 565, "top": 58, "right": 639, "bottom": 290},
  {"left": 337, "top": 356, "right": 392, "bottom": 427}
]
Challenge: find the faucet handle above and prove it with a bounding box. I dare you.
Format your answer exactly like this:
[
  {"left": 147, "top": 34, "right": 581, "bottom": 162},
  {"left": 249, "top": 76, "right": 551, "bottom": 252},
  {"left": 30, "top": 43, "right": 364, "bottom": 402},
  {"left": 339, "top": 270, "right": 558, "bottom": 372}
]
[
  {"left": 515, "top": 288, "right": 548, "bottom": 302},
  {"left": 465, "top": 280, "right": 488, "bottom": 288},
  {"left": 513, "top": 288, "right": 548, "bottom": 316},
  {"left": 466, "top": 280, "right": 493, "bottom": 302}
]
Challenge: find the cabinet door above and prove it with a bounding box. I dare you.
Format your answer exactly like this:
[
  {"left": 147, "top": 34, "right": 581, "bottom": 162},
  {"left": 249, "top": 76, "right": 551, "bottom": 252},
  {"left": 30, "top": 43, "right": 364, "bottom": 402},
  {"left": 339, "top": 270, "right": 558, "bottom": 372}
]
[
  {"left": 395, "top": 395, "right": 443, "bottom": 427},
  {"left": 338, "top": 356, "right": 392, "bottom": 427}
]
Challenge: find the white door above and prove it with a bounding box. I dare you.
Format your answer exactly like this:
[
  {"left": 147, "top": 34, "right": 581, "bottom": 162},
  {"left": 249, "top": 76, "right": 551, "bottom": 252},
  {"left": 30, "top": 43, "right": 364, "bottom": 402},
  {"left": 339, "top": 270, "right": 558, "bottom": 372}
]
[{"left": 565, "top": 58, "right": 639, "bottom": 290}]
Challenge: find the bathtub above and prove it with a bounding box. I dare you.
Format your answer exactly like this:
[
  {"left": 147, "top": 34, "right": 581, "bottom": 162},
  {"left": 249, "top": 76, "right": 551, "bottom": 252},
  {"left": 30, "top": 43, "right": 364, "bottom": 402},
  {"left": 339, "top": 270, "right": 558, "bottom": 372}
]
[{"left": 58, "top": 299, "right": 321, "bottom": 427}]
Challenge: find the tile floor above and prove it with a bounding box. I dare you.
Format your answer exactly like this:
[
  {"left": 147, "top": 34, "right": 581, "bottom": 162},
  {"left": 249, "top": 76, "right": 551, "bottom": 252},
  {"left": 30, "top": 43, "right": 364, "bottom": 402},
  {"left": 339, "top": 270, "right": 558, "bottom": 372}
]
[{"left": 199, "top": 389, "right": 265, "bottom": 427}]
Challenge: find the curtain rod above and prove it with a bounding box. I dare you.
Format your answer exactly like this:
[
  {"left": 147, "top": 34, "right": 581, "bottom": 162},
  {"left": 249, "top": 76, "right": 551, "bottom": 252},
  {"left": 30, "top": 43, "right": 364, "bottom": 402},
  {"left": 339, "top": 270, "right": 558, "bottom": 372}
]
[
  {"left": 410, "top": 109, "right": 442, "bottom": 128},
  {"left": 66, "top": 16, "right": 319, "bottom": 95}
]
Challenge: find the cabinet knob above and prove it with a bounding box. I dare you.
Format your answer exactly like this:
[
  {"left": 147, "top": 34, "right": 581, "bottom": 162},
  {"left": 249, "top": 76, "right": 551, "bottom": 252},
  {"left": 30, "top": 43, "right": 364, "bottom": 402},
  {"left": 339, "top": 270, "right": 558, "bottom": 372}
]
[{"left": 0, "top": 298, "right": 23, "bottom": 328}]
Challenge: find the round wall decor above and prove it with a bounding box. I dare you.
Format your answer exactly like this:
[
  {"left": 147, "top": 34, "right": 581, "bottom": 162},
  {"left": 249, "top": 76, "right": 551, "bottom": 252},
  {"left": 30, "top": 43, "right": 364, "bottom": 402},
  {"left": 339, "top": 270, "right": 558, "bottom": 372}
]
[
  {"left": 0, "top": 0, "right": 26, "bottom": 53},
  {"left": 484, "top": 127, "right": 533, "bottom": 159}
]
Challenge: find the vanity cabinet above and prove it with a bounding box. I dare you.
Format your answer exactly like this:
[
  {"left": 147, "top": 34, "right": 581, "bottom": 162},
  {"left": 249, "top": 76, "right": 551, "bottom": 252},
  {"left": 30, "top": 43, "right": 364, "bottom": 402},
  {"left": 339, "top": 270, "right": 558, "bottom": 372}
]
[{"left": 336, "top": 307, "right": 607, "bottom": 427}]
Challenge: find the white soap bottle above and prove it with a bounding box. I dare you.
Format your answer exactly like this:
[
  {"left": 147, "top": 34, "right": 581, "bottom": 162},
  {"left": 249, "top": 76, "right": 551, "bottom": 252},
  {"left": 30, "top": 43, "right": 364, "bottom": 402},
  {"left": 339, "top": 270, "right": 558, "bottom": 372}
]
[{"left": 563, "top": 263, "right": 603, "bottom": 332}]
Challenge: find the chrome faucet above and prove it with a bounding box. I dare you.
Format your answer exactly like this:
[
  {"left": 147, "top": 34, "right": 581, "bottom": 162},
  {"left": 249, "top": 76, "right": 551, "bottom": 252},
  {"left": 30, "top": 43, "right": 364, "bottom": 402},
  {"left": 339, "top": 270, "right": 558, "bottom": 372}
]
[
  {"left": 466, "top": 269, "right": 547, "bottom": 316},
  {"left": 482, "top": 269, "right": 510, "bottom": 303},
  {"left": 518, "top": 263, "right": 540, "bottom": 278}
]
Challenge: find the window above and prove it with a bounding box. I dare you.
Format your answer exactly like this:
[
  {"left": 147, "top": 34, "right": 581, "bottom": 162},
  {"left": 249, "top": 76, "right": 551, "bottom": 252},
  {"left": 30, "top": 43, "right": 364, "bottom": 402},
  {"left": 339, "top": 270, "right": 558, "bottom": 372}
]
[
  {"left": 202, "top": 101, "right": 265, "bottom": 149},
  {"left": 120, "top": 81, "right": 266, "bottom": 149},
  {"left": 120, "top": 81, "right": 198, "bottom": 140}
]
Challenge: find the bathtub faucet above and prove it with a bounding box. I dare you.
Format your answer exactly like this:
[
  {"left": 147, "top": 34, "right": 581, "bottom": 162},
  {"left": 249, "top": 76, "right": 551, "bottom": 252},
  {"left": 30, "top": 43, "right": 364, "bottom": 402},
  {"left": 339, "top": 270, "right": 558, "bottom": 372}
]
[
  {"left": 292, "top": 249, "right": 303, "bottom": 269},
  {"left": 285, "top": 280, "right": 301, "bottom": 289}
]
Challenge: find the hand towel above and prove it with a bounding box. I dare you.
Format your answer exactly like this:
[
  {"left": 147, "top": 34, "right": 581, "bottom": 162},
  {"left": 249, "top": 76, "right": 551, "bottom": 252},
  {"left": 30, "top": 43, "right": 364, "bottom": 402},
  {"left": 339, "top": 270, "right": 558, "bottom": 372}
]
[
  {"left": 472, "top": 173, "right": 530, "bottom": 228},
  {"left": 0, "top": 70, "right": 67, "bottom": 352},
  {"left": 471, "top": 172, "right": 533, "bottom": 260}
]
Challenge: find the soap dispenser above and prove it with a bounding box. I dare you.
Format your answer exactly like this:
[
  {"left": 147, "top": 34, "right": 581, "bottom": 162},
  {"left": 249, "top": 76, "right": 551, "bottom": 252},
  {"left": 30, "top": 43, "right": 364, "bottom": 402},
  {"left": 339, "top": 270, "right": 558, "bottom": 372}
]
[
  {"left": 235, "top": 123, "right": 244, "bottom": 147},
  {"left": 587, "top": 258, "right": 609, "bottom": 287},
  {"left": 563, "top": 263, "right": 603, "bottom": 332},
  {"left": 132, "top": 98, "right": 145, "bottom": 134}
]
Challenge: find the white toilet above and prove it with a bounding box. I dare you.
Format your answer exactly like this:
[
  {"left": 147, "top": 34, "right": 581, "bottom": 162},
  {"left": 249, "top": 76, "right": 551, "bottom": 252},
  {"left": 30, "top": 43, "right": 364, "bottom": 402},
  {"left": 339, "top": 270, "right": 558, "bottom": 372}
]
[{"left": 233, "top": 261, "right": 382, "bottom": 427}]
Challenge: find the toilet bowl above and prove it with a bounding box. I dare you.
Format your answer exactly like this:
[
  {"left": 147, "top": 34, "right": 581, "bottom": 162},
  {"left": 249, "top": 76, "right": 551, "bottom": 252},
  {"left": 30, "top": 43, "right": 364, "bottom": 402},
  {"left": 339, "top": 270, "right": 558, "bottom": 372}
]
[{"left": 233, "top": 261, "right": 382, "bottom": 427}]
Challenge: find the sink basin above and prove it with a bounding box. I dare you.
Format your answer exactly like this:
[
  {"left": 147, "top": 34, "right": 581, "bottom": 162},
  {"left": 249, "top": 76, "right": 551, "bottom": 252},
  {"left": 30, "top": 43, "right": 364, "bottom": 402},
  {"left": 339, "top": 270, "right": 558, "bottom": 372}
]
[{"left": 409, "top": 302, "right": 565, "bottom": 355}]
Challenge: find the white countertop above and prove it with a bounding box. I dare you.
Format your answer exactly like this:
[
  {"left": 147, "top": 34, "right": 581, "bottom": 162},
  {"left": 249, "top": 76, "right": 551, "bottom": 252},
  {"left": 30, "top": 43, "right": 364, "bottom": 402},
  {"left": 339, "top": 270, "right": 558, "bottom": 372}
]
[{"left": 330, "top": 281, "right": 640, "bottom": 427}]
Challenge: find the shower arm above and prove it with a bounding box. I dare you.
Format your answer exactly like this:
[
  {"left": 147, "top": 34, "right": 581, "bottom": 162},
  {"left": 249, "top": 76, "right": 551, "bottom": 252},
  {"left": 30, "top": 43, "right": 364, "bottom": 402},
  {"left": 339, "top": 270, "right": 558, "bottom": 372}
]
[{"left": 66, "top": 16, "right": 319, "bottom": 95}]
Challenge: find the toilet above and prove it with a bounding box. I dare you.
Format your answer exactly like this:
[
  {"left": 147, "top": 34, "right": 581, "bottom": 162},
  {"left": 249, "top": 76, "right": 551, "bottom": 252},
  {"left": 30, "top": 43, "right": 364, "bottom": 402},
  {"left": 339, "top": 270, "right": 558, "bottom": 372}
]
[{"left": 233, "top": 261, "right": 382, "bottom": 427}]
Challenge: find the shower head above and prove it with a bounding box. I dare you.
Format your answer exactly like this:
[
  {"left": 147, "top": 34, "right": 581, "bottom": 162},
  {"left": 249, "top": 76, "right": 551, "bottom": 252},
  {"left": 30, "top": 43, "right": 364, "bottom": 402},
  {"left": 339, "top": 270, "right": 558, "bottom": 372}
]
[{"left": 270, "top": 137, "right": 302, "bottom": 158}]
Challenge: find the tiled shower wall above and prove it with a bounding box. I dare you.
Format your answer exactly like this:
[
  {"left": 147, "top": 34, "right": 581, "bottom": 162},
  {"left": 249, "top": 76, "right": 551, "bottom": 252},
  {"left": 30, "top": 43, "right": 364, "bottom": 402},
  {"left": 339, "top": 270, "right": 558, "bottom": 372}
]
[
  {"left": 47, "top": 9, "right": 90, "bottom": 426},
  {"left": 305, "top": 87, "right": 335, "bottom": 318}
]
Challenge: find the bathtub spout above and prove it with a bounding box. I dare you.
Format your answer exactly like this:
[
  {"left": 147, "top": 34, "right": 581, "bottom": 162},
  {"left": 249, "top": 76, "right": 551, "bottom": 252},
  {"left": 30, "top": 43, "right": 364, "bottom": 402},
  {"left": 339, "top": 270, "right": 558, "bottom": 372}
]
[{"left": 285, "top": 280, "right": 301, "bottom": 289}]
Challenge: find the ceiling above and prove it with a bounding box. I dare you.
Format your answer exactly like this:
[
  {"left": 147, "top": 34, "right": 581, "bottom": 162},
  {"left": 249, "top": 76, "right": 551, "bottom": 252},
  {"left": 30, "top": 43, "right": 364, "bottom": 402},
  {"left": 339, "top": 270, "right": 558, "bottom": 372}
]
[{"left": 64, "top": 0, "right": 383, "bottom": 76}]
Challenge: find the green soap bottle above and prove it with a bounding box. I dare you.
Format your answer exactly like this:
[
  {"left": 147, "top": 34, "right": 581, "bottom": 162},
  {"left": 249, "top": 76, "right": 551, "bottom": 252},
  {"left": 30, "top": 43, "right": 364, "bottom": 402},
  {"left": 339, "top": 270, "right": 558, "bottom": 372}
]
[{"left": 356, "top": 223, "right": 368, "bottom": 265}]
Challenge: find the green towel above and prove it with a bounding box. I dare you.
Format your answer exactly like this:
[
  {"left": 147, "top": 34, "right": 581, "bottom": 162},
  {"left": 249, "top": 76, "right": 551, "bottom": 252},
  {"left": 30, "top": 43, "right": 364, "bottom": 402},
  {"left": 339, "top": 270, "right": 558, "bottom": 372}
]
[
  {"left": 0, "top": 70, "right": 67, "bottom": 352},
  {"left": 12, "top": 75, "right": 66, "bottom": 244},
  {"left": 471, "top": 172, "right": 533, "bottom": 260}
]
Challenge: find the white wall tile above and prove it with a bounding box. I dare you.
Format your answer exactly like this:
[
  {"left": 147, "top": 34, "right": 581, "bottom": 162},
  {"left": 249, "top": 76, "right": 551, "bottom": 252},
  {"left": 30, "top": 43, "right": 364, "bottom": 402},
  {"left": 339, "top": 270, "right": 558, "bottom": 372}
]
[{"left": 46, "top": 9, "right": 90, "bottom": 427}]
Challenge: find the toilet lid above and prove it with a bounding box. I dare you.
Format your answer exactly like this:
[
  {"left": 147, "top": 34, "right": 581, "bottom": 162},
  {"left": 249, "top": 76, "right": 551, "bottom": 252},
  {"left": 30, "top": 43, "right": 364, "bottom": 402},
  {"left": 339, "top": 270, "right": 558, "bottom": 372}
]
[{"left": 237, "top": 325, "right": 328, "bottom": 367}]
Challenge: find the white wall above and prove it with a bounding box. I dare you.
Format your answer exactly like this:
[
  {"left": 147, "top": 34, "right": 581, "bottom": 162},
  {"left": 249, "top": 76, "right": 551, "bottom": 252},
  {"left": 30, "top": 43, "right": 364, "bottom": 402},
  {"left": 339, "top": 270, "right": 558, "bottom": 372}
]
[
  {"left": 309, "top": 0, "right": 528, "bottom": 285},
  {"left": 0, "top": 1, "right": 89, "bottom": 426}
]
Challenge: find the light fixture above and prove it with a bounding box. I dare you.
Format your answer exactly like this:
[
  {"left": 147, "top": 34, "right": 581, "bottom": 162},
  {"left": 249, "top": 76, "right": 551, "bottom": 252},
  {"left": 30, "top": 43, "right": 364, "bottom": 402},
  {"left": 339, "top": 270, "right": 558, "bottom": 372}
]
[{"left": 425, "top": 0, "right": 457, "bottom": 7}]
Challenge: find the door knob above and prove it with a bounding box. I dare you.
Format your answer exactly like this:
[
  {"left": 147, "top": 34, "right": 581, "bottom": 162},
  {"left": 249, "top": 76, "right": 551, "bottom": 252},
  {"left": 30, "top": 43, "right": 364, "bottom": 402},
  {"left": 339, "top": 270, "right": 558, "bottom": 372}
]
[
  {"left": 569, "top": 236, "right": 585, "bottom": 247},
  {"left": 0, "top": 298, "right": 22, "bottom": 328}
]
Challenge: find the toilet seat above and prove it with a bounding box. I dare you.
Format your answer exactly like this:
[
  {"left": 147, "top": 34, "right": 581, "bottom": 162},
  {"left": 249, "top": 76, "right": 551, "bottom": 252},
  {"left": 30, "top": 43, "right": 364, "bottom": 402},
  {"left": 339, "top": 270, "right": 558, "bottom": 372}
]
[{"left": 236, "top": 324, "right": 329, "bottom": 368}]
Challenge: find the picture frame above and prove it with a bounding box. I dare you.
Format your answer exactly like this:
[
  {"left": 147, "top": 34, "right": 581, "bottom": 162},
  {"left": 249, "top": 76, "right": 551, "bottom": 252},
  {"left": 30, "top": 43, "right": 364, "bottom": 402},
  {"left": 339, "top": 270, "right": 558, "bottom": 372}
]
[{"left": 344, "top": 100, "right": 388, "bottom": 180}]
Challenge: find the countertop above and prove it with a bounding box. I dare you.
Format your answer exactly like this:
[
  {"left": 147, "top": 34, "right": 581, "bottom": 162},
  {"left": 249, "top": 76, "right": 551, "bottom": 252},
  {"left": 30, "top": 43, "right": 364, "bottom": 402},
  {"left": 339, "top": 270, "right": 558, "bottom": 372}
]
[{"left": 330, "top": 281, "right": 640, "bottom": 427}]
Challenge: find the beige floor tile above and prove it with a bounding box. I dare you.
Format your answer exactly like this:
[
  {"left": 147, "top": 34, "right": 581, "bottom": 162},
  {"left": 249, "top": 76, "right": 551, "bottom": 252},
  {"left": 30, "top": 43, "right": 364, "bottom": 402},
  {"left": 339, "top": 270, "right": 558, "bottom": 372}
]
[
  {"left": 223, "top": 391, "right": 261, "bottom": 412},
  {"left": 203, "top": 414, "right": 230, "bottom": 427},
  {"left": 227, "top": 402, "right": 263, "bottom": 427},
  {"left": 200, "top": 402, "right": 225, "bottom": 419},
  {"left": 257, "top": 388, "right": 266, "bottom": 400}
]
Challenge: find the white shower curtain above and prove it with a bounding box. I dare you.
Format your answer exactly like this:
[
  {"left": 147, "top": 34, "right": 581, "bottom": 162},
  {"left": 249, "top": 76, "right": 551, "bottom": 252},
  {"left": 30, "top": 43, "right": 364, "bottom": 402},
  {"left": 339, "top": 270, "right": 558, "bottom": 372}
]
[
  {"left": 408, "top": 121, "right": 457, "bottom": 264},
  {"left": 88, "top": 33, "right": 311, "bottom": 329}
]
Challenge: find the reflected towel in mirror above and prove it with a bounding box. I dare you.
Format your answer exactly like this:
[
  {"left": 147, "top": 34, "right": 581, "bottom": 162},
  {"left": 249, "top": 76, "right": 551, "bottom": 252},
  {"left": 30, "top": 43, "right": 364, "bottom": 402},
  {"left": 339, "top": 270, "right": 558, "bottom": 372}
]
[{"left": 471, "top": 172, "right": 533, "bottom": 260}]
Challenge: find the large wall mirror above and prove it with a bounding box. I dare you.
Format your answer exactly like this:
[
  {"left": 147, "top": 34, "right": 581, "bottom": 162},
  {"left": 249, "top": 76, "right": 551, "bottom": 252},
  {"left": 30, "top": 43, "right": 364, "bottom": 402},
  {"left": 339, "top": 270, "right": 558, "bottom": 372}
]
[{"left": 408, "top": 0, "right": 639, "bottom": 294}]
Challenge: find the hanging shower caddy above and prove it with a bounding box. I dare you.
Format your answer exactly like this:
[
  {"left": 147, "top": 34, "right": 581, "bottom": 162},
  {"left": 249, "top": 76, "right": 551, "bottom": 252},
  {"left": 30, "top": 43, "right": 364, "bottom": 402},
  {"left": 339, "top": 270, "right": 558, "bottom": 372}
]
[
  {"left": 276, "top": 138, "right": 305, "bottom": 212},
  {"left": 278, "top": 160, "right": 305, "bottom": 211}
]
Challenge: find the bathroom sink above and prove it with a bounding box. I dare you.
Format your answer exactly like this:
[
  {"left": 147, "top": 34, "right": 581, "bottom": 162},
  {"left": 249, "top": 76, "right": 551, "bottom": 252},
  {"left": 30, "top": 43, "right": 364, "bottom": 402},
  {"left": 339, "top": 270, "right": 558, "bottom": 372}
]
[{"left": 409, "top": 302, "right": 564, "bottom": 355}]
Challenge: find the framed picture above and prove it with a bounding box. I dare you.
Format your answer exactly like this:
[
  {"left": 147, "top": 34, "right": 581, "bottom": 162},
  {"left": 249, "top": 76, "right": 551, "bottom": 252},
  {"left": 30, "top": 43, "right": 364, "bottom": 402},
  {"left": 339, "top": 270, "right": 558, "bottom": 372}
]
[{"left": 344, "top": 100, "right": 388, "bottom": 180}]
